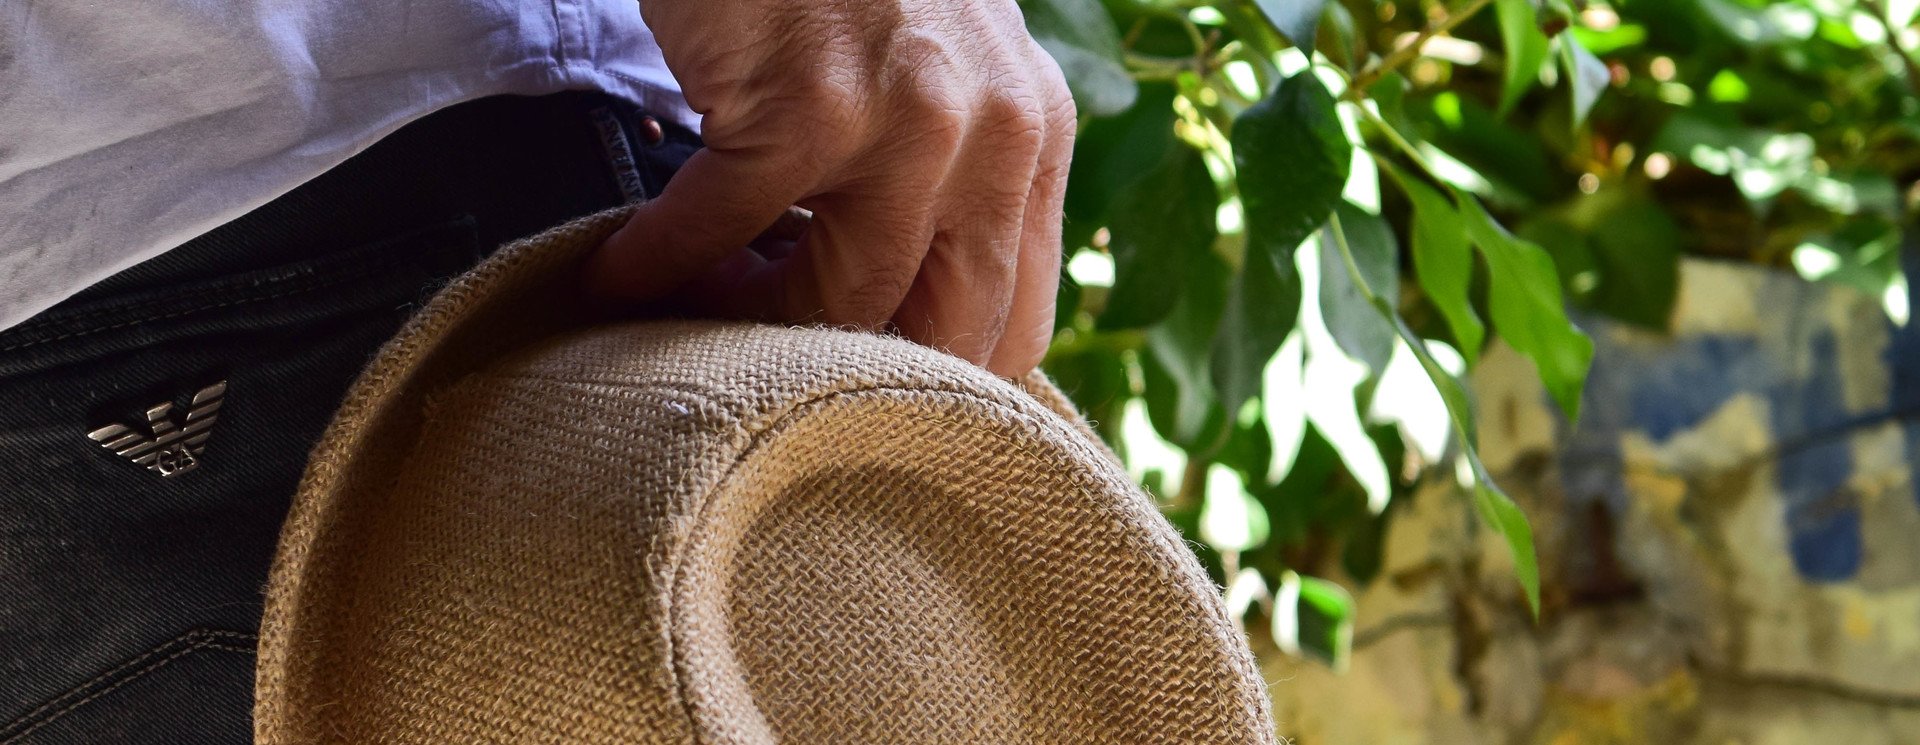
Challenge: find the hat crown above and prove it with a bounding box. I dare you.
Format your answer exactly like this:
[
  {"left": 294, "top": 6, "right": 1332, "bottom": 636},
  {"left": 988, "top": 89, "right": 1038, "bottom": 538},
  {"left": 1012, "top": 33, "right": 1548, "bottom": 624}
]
[{"left": 256, "top": 210, "right": 1275, "bottom": 743}]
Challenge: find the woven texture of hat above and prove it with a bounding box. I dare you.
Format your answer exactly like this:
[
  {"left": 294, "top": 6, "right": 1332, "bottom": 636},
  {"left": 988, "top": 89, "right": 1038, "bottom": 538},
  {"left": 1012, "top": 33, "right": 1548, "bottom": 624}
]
[{"left": 256, "top": 209, "right": 1275, "bottom": 743}]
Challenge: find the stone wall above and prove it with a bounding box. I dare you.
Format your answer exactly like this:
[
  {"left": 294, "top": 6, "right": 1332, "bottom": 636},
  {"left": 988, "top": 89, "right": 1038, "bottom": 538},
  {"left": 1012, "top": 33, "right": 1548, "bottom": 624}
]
[{"left": 1263, "top": 258, "right": 1920, "bottom": 744}]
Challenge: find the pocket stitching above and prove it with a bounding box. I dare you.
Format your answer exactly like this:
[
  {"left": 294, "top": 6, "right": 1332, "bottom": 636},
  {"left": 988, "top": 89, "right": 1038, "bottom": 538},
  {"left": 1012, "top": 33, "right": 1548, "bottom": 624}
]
[
  {"left": 0, "top": 265, "right": 393, "bottom": 354},
  {"left": 0, "top": 216, "right": 479, "bottom": 355},
  {"left": 1, "top": 629, "right": 257, "bottom": 744}
]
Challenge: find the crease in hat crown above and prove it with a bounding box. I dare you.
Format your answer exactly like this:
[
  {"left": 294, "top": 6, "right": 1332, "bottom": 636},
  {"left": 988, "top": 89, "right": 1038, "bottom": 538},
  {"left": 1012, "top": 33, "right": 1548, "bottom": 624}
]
[{"left": 256, "top": 206, "right": 1277, "bottom": 743}]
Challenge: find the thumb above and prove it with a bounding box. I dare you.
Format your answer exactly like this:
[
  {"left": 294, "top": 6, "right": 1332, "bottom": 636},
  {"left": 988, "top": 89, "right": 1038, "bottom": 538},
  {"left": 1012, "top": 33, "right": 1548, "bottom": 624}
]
[{"left": 583, "top": 146, "right": 813, "bottom": 305}]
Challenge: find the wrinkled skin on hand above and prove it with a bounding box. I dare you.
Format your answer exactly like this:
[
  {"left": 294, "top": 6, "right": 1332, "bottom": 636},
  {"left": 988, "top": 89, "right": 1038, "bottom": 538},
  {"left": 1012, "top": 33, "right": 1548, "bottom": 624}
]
[{"left": 584, "top": 0, "right": 1076, "bottom": 377}]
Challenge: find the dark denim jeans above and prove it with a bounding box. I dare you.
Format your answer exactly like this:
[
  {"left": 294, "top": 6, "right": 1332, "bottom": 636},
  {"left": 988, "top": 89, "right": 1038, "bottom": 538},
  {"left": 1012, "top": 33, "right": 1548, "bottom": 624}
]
[{"left": 0, "top": 92, "right": 697, "bottom": 743}]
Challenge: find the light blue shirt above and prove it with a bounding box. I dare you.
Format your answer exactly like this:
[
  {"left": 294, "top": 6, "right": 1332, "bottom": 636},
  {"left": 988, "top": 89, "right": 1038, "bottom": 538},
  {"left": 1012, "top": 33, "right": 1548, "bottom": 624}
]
[{"left": 0, "top": 0, "right": 692, "bottom": 331}]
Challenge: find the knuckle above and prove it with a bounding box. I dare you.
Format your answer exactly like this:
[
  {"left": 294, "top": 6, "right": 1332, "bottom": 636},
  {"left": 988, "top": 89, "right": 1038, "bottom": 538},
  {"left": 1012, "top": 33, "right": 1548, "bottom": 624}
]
[
  {"left": 825, "top": 264, "right": 913, "bottom": 324},
  {"left": 903, "top": 93, "right": 969, "bottom": 156},
  {"left": 1026, "top": 46, "right": 1080, "bottom": 128},
  {"left": 1044, "top": 89, "right": 1077, "bottom": 134},
  {"left": 775, "top": 96, "right": 866, "bottom": 167},
  {"left": 976, "top": 90, "right": 1047, "bottom": 152}
]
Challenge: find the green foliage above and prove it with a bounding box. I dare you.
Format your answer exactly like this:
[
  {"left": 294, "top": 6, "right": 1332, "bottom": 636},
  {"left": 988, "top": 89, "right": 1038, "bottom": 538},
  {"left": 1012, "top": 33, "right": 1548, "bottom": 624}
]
[
  {"left": 1036, "top": 0, "right": 1920, "bottom": 666},
  {"left": 1497, "top": 0, "right": 1552, "bottom": 114},
  {"left": 1213, "top": 71, "right": 1348, "bottom": 414},
  {"left": 1018, "top": 0, "right": 1138, "bottom": 116}
]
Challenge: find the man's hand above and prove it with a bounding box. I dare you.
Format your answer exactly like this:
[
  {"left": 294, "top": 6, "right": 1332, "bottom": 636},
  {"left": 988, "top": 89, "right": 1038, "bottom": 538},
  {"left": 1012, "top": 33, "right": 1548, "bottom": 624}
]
[{"left": 584, "top": 0, "right": 1075, "bottom": 378}]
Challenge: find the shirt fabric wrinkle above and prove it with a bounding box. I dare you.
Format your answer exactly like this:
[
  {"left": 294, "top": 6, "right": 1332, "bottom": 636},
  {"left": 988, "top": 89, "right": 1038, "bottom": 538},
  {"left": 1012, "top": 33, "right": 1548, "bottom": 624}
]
[{"left": 0, "top": 0, "right": 693, "bottom": 332}]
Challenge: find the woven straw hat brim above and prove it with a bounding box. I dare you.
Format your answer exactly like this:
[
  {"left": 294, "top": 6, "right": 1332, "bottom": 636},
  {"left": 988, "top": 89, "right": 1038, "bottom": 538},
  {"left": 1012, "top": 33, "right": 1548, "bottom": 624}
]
[{"left": 255, "top": 208, "right": 1275, "bottom": 743}]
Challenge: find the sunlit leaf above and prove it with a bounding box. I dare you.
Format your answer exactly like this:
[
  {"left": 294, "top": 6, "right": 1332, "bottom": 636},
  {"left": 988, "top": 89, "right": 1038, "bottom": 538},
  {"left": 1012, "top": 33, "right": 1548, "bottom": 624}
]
[
  {"left": 1213, "top": 71, "right": 1350, "bottom": 414},
  {"left": 1301, "top": 233, "right": 1393, "bottom": 513},
  {"left": 1496, "top": 0, "right": 1552, "bottom": 116},
  {"left": 1224, "top": 568, "right": 1271, "bottom": 620},
  {"left": 1459, "top": 195, "right": 1593, "bottom": 422},
  {"left": 1390, "top": 169, "right": 1486, "bottom": 364},
  {"left": 1273, "top": 571, "right": 1356, "bottom": 669},
  {"left": 1326, "top": 216, "right": 1539, "bottom": 615},
  {"left": 1469, "top": 460, "right": 1542, "bottom": 616},
  {"left": 1797, "top": 217, "right": 1907, "bottom": 308},
  {"left": 1200, "top": 465, "right": 1269, "bottom": 552},
  {"left": 1120, "top": 398, "right": 1187, "bottom": 498},
  {"left": 1296, "top": 574, "right": 1356, "bottom": 668},
  {"left": 1262, "top": 332, "right": 1309, "bottom": 484},
  {"left": 1569, "top": 23, "right": 1647, "bottom": 54},
  {"left": 1412, "top": 91, "right": 1558, "bottom": 206}
]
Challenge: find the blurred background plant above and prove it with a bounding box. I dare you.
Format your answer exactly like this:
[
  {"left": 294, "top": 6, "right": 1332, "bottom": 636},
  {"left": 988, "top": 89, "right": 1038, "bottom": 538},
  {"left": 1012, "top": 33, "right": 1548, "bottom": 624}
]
[{"left": 1025, "top": 0, "right": 1920, "bottom": 672}]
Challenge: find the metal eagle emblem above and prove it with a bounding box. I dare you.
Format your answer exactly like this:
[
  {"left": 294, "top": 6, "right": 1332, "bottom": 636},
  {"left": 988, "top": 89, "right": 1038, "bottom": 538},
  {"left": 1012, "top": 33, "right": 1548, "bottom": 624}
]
[{"left": 87, "top": 381, "right": 227, "bottom": 478}]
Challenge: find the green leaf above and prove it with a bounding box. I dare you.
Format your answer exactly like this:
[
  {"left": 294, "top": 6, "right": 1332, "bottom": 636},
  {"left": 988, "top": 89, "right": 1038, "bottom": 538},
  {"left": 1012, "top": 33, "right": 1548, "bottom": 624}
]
[
  {"left": 1584, "top": 199, "right": 1680, "bottom": 330},
  {"left": 1212, "top": 251, "right": 1304, "bottom": 418},
  {"left": 1043, "top": 337, "right": 1130, "bottom": 435},
  {"left": 1471, "top": 469, "right": 1542, "bottom": 617},
  {"left": 1323, "top": 2, "right": 1360, "bottom": 67},
  {"left": 1319, "top": 203, "right": 1399, "bottom": 373},
  {"left": 1560, "top": 36, "right": 1609, "bottom": 128},
  {"left": 1391, "top": 169, "right": 1485, "bottom": 365},
  {"left": 1326, "top": 211, "right": 1541, "bottom": 617},
  {"left": 1254, "top": 0, "right": 1329, "bottom": 49},
  {"left": 1064, "top": 83, "right": 1179, "bottom": 226},
  {"left": 1236, "top": 72, "right": 1351, "bottom": 247},
  {"left": 1261, "top": 333, "right": 1309, "bottom": 483},
  {"left": 1212, "top": 71, "right": 1351, "bottom": 413},
  {"left": 1304, "top": 229, "right": 1394, "bottom": 514},
  {"left": 1516, "top": 216, "right": 1597, "bottom": 300},
  {"left": 1145, "top": 250, "right": 1232, "bottom": 447},
  {"left": 1459, "top": 195, "right": 1594, "bottom": 421},
  {"left": 1569, "top": 23, "right": 1647, "bottom": 54},
  {"left": 1392, "top": 323, "right": 1476, "bottom": 446},
  {"left": 1020, "top": 0, "right": 1139, "bottom": 117},
  {"left": 1275, "top": 572, "right": 1356, "bottom": 669},
  {"left": 1101, "top": 145, "right": 1220, "bottom": 329},
  {"left": 1411, "top": 91, "right": 1559, "bottom": 206},
  {"left": 1496, "top": 0, "right": 1552, "bottom": 116}
]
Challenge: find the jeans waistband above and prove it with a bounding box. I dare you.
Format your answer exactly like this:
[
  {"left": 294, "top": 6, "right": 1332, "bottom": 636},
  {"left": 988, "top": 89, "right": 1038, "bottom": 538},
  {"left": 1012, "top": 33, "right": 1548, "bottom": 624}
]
[{"left": 0, "top": 91, "right": 700, "bottom": 375}]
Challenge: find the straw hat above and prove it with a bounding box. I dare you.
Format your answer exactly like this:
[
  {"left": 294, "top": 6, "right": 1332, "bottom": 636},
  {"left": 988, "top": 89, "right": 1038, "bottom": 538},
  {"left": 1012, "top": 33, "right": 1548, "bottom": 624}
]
[{"left": 255, "top": 208, "right": 1276, "bottom": 743}]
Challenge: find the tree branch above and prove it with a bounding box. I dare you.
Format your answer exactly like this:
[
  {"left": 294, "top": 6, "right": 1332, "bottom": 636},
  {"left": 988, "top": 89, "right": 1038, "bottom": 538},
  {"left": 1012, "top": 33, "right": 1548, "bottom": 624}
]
[
  {"left": 1862, "top": 0, "right": 1920, "bottom": 98},
  {"left": 1348, "top": 0, "right": 1497, "bottom": 98}
]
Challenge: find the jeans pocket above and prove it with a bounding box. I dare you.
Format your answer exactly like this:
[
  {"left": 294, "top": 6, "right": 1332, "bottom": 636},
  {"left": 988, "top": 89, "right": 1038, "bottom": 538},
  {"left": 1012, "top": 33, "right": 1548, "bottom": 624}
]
[
  {"left": 0, "top": 217, "right": 487, "bottom": 742},
  {"left": 0, "top": 630, "right": 255, "bottom": 745}
]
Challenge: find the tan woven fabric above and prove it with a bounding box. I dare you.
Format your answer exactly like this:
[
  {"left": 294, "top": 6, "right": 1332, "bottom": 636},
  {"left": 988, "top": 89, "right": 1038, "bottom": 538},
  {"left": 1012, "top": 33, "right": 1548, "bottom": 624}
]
[{"left": 256, "top": 208, "right": 1275, "bottom": 743}]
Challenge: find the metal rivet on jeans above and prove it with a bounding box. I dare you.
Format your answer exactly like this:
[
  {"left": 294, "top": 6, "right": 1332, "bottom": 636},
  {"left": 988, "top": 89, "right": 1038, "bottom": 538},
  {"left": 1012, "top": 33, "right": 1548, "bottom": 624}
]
[{"left": 639, "top": 116, "right": 665, "bottom": 146}]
